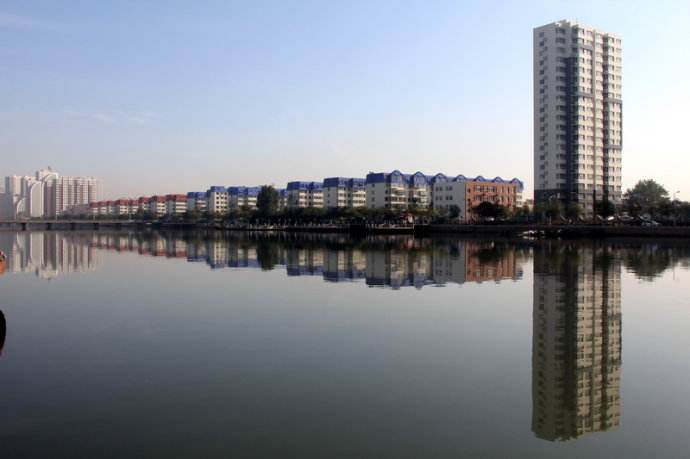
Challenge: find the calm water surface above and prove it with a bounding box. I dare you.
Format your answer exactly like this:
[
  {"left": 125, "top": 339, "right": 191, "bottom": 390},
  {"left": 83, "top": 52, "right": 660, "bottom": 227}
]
[{"left": 1, "top": 231, "right": 689, "bottom": 458}]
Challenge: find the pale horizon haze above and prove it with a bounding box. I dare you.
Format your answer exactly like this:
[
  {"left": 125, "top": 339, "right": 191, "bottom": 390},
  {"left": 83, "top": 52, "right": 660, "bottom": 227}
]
[{"left": 2, "top": 0, "right": 689, "bottom": 200}]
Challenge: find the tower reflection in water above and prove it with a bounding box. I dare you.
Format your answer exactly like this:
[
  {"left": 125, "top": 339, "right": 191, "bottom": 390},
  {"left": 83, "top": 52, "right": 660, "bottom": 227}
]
[{"left": 532, "top": 241, "right": 622, "bottom": 441}]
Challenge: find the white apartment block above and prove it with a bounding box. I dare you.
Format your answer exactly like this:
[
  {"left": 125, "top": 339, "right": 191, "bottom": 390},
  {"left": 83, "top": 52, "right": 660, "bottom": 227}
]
[
  {"left": 228, "top": 186, "right": 260, "bottom": 210},
  {"left": 114, "top": 199, "right": 133, "bottom": 216},
  {"left": 365, "top": 171, "right": 433, "bottom": 210},
  {"left": 286, "top": 182, "right": 324, "bottom": 209},
  {"left": 432, "top": 178, "right": 470, "bottom": 220},
  {"left": 45, "top": 175, "right": 101, "bottom": 217},
  {"left": 149, "top": 196, "right": 166, "bottom": 216},
  {"left": 323, "top": 177, "right": 367, "bottom": 209},
  {"left": 165, "top": 194, "right": 187, "bottom": 215},
  {"left": 186, "top": 192, "right": 208, "bottom": 213},
  {"left": 534, "top": 20, "right": 622, "bottom": 215},
  {"left": 207, "top": 186, "right": 229, "bottom": 214}
]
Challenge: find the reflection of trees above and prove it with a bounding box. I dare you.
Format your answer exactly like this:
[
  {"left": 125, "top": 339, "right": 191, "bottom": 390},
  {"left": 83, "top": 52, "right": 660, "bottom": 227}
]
[
  {"left": 622, "top": 245, "right": 690, "bottom": 281},
  {"left": 255, "top": 240, "right": 280, "bottom": 271}
]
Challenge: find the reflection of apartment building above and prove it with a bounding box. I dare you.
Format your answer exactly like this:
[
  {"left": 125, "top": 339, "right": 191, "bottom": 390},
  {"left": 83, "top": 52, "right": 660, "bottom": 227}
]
[
  {"left": 532, "top": 243, "right": 621, "bottom": 441},
  {"left": 323, "top": 249, "right": 367, "bottom": 281},
  {"left": 365, "top": 250, "right": 433, "bottom": 289},
  {"left": 465, "top": 243, "right": 522, "bottom": 283},
  {"left": 323, "top": 177, "right": 366, "bottom": 209},
  {"left": 19, "top": 233, "right": 525, "bottom": 289},
  {"left": 286, "top": 248, "right": 324, "bottom": 275},
  {"left": 0, "top": 232, "right": 99, "bottom": 279}
]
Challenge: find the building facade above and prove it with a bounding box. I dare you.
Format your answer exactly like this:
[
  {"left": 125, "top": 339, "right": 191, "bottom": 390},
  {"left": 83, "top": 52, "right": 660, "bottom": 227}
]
[
  {"left": 165, "top": 194, "right": 187, "bottom": 215},
  {"left": 148, "top": 196, "right": 166, "bottom": 217},
  {"left": 186, "top": 192, "right": 208, "bottom": 213},
  {"left": 323, "top": 177, "right": 366, "bottom": 209},
  {"left": 534, "top": 20, "right": 623, "bottom": 216},
  {"left": 207, "top": 186, "right": 228, "bottom": 215},
  {"left": 433, "top": 175, "right": 524, "bottom": 221},
  {"left": 365, "top": 170, "right": 434, "bottom": 210},
  {"left": 286, "top": 182, "right": 324, "bottom": 209},
  {"left": 228, "top": 186, "right": 260, "bottom": 210}
]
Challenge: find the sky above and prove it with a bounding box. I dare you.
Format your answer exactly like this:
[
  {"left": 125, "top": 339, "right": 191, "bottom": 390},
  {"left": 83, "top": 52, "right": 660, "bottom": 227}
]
[{"left": 1, "top": 0, "right": 689, "bottom": 200}]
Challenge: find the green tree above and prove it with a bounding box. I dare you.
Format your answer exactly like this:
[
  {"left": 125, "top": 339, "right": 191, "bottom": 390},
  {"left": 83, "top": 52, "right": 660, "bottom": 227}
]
[
  {"left": 184, "top": 209, "right": 201, "bottom": 221},
  {"left": 623, "top": 179, "right": 669, "bottom": 216},
  {"left": 565, "top": 203, "right": 583, "bottom": 220},
  {"left": 256, "top": 185, "right": 279, "bottom": 216},
  {"left": 472, "top": 201, "right": 507, "bottom": 220},
  {"left": 595, "top": 199, "right": 616, "bottom": 217}
]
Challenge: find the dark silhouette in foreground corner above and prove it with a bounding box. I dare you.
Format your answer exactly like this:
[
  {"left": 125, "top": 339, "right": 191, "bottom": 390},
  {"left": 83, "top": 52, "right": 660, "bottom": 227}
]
[{"left": 0, "top": 310, "right": 6, "bottom": 357}]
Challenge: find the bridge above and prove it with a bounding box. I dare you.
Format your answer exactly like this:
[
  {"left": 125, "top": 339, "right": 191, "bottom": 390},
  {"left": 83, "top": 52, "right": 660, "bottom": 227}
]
[{"left": 0, "top": 219, "right": 146, "bottom": 231}]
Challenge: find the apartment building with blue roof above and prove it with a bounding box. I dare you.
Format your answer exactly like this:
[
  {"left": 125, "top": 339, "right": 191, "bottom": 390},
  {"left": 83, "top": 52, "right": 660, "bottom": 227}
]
[
  {"left": 286, "top": 181, "right": 324, "bottom": 209},
  {"left": 323, "top": 177, "right": 366, "bottom": 209}
]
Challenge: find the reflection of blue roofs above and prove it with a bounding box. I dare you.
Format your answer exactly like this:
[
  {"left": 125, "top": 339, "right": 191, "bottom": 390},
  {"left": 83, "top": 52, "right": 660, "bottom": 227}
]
[{"left": 187, "top": 256, "right": 207, "bottom": 262}]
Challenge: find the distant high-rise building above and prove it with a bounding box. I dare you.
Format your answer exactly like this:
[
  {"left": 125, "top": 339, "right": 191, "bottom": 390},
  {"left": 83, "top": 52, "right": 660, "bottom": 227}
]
[
  {"left": 532, "top": 242, "right": 621, "bottom": 441},
  {"left": 534, "top": 20, "right": 623, "bottom": 215},
  {"left": 1, "top": 168, "right": 101, "bottom": 218},
  {"left": 44, "top": 174, "right": 101, "bottom": 217}
]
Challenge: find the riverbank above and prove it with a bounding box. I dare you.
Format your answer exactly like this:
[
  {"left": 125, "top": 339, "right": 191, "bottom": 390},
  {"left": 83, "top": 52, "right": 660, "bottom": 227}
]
[{"left": 2, "top": 219, "right": 690, "bottom": 238}]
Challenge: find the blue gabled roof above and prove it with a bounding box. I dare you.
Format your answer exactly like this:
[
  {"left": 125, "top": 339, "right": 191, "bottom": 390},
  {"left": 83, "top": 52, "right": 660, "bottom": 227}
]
[
  {"left": 187, "top": 191, "right": 207, "bottom": 199},
  {"left": 287, "top": 181, "right": 323, "bottom": 191},
  {"left": 208, "top": 186, "right": 227, "bottom": 193},
  {"left": 324, "top": 177, "right": 367, "bottom": 188}
]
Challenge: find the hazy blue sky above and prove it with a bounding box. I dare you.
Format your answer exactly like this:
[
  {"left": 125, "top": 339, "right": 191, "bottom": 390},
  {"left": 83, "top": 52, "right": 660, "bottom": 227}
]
[{"left": 1, "top": 0, "right": 689, "bottom": 199}]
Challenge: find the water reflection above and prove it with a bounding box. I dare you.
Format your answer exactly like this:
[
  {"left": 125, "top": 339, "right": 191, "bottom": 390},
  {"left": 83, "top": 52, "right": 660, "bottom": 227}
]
[
  {"left": 532, "top": 241, "right": 622, "bottom": 441},
  {"left": 94, "top": 232, "right": 527, "bottom": 289},
  {"left": 0, "top": 231, "right": 99, "bottom": 279},
  {"left": 0, "top": 231, "right": 528, "bottom": 287}
]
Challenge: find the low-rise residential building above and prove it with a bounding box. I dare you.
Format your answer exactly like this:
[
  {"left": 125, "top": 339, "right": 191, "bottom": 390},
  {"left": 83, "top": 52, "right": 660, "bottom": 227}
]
[
  {"left": 365, "top": 170, "right": 435, "bottom": 210},
  {"left": 323, "top": 177, "right": 366, "bottom": 209},
  {"left": 136, "top": 197, "right": 149, "bottom": 213},
  {"left": 207, "top": 186, "right": 228, "bottom": 215},
  {"left": 277, "top": 189, "right": 287, "bottom": 209},
  {"left": 432, "top": 175, "right": 524, "bottom": 221},
  {"left": 148, "top": 196, "right": 166, "bottom": 217},
  {"left": 165, "top": 194, "right": 187, "bottom": 215},
  {"left": 114, "top": 199, "right": 133, "bottom": 216},
  {"left": 286, "top": 182, "right": 324, "bottom": 208},
  {"left": 186, "top": 192, "right": 208, "bottom": 213},
  {"left": 228, "top": 186, "right": 260, "bottom": 210}
]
